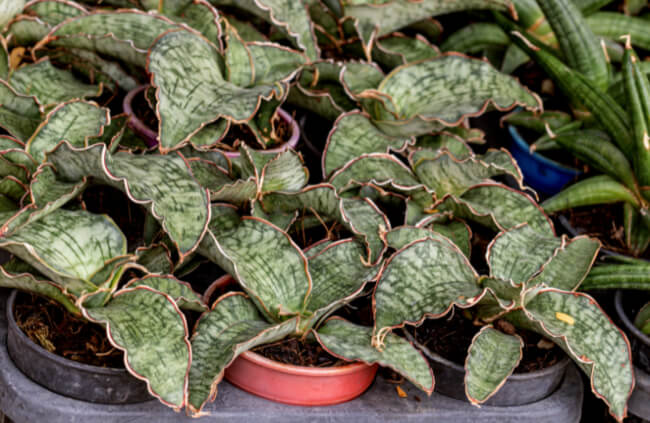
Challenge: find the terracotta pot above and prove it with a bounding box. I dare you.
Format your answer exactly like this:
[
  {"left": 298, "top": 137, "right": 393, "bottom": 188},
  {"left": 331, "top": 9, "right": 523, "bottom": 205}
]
[
  {"left": 123, "top": 85, "right": 300, "bottom": 156},
  {"left": 6, "top": 290, "right": 150, "bottom": 404},
  {"left": 225, "top": 350, "right": 378, "bottom": 406},
  {"left": 202, "top": 274, "right": 238, "bottom": 304}
]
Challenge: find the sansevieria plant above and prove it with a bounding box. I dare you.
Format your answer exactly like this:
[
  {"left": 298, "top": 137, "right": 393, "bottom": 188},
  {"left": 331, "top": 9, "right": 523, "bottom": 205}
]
[
  {"left": 495, "top": 0, "right": 650, "bottom": 256},
  {"left": 373, "top": 224, "right": 634, "bottom": 421}
]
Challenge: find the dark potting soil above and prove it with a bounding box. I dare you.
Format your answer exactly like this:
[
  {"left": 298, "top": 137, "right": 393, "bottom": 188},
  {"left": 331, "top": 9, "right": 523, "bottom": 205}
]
[
  {"left": 414, "top": 310, "right": 562, "bottom": 374},
  {"left": 14, "top": 292, "right": 124, "bottom": 368},
  {"left": 561, "top": 203, "right": 650, "bottom": 260},
  {"left": 253, "top": 337, "right": 346, "bottom": 368}
]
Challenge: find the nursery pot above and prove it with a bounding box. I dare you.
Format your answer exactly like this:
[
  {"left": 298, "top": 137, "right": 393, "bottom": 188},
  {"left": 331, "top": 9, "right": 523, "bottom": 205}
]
[
  {"left": 421, "top": 343, "right": 570, "bottom": 406},
  {"left": 202, "top": 274, "right": 239, "bottom": 304},
  {"left": 123, "top": 85, "right": 300, "bottom": 157},
  {"left": 614, "top": 290, "right": 650, "bottom": 420},
  {"left": 225, "top": 350, "right": 378, "bottom": 406},
  {"left": 508, "top": 125, "right": 581, "bottom": 197},
  {"left": 5, "top": 290, "right": 151, "bottom": 404}
]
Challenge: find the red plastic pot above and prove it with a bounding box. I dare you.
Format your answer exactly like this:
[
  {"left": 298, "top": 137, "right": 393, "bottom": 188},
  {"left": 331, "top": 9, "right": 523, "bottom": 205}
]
[
  {"left": 225, "top": 350, "right": 378, "bottom": 406},
  {"left": 202, "top": 274, "right": 238, "bottom": 304},
  {"left": 123, "top": 85, "right": 300, "bottom": 156}
]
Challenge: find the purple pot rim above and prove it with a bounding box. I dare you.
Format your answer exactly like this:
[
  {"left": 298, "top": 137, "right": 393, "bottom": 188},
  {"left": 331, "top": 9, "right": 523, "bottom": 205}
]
[{"left": 122, "top": 85, "right": 300, "bottom": 154}]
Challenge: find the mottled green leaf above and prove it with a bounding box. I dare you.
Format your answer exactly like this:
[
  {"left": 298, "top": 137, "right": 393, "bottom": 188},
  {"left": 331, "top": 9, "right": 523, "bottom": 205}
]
[
  {"left": 384, "top": 226, "right": 459, "bottom": 251},
  {"left": 0, "top": 209, "right": 126, "bottom": 297},
  {"left": 27, "top": 100, "right": 108, "bottom": 163},
  {"left": 437, "top": 183, "right": 554, "bottom": 235},
  {"left": 46, "top": 142, "right": 210, "bottom": 257},
  {"left": 329, "top": 153, "right": 423, "bottom": 194},
  {"left": 0, "top": 0, "right": 25, "bottom": 28},
  {"left": 10, "top": 59, "right": 101, "bottom": 108},
  {"left": 83, "top": 286, "right": 191, "bottom": 410},
  {"left": 374, "top": 238, "right": 483, "bottom": 343},
  {"left": 465, "top": 326, "right": 523, "bottom": 404},
  {"left": 125, "top": 275, "right": 207, "bottom": 312},
  {"left": 136, "top": 244, "right": 173, "bottom": 275},
  {"left": 148, "top": 29, "right": 281, "bottom": 151},
  {"left": 43, "top": 10, "right": 180, "bottom": 67},
  {"left": 188, "top": 292, "right": 298, "bottom": 413},
  {"left": 260, "top": 149, "right": 309, "bottom": 193},
  {"left": 211, "top": 0, "right": 319, "bottom": 60},
  {"left": 171, "top": 0, "right": 222, "bottom": 48},
  {"left": 315, "top": 318, "right": 433, "bottom": 393},
  {"left": 0, "top": 81, "right": 42, "bottom": 142},
  {"left": 515, "top": 289, "right": 633, "bottom": 421},
  {"left": 209, "top": 217, "right": 311, "bottom": 320},
  {"left": 323, "top": 112, "right": 413, "bottom": 177},
  {"left": 373, "top": 34, "right": 439, "bottom": 68},
  {"left": 306, "top": 239, "right": 375, "bottom": 322},
  {"left": 370, "top": 55, "right": 540, "bottom": 136}
]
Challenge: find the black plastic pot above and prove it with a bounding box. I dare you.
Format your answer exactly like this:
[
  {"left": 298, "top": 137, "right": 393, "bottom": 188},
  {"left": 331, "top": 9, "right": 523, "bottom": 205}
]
[
  {"left": 414, "top": 338, "right": 571, "bottom": 406},
  {"left": 6, "top": 290, "right": 151, "bottom": 404},
  {"left": 615, "top": 290, "right": 650, "bottom": 420}
]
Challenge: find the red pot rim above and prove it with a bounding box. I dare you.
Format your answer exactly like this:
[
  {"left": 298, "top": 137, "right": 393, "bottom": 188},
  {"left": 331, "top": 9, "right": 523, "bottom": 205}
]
[
  {"left": 237, "top": 350, "right": 377, "bottom": 377},
  {"left": 122, "top": 85, "right": 300, "bottom": 155}
]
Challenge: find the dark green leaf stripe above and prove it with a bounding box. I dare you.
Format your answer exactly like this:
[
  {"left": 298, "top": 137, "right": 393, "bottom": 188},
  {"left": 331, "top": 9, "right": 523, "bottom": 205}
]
[
  {"left": 464, "top": 326, "right": 523, "bottom": 404},
  {"left": 83, "top": 287, "right": 191, "bottom": 410},
  {"left": 315, "top": 318, "right": 434, "bottom": 393},
  {"left": 188, "top": 292, "right": 298, "bottom": 413}
]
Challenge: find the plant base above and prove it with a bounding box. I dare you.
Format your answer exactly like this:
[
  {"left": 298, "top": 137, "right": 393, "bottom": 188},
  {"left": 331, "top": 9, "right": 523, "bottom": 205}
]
[{"left": 0, "top": 289, "right": 583, "bottom": 422}]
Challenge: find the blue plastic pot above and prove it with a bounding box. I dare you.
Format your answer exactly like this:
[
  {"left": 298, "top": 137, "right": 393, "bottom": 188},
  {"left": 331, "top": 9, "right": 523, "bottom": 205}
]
[{"left": 508, "top": 125, "right": 581, "bottom": 197}]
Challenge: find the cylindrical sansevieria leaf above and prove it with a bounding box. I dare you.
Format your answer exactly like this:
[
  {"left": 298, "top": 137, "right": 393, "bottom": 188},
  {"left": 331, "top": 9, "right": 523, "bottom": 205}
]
[
  {"left": 536, "top": 0, "right": 610, "bottom": 90},
  {"left": 623, "top": 39, "right": 650, "bottom": 190},
  {"left": 542, "top": 175, "right": 640, "bottom": 213},
  {"left": 500, "top": 18, "right": 635, "bottom": 158},
  {"left": 587, "top": 12, "right": 650, "bottom": 51},
  {"left": 572, "top": 0, "right": 616, "bottom": 15}
]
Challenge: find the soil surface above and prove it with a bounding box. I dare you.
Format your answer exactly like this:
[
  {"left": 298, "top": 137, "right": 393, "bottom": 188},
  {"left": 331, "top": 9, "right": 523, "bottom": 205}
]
[
  {"left": 253, "top": 337, "right": 346, "bottom": 367},
  {"left": 14, "top": 292, "right": 123, "bottom": 368},
  {"left": 561, "top": 203, "right": 650, "bottom": 260},
  {"left": 413, "top": 310, "right": 562, "bottom": 374}
]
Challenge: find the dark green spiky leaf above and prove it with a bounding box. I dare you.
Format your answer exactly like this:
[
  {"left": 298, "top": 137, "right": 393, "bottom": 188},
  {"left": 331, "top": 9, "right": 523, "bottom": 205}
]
[
  {"left": 501, "top": 110, "right": 572, "bottom": 132},
  {"left": 315, "top": 318, "right": 434, "bottom": 393},
  {"left": 323, "top": 111, "right": 413, "bottom": 177},
  {"left": 588, "top": 12, "right": 650, "bottom": 51},
  {"left": 464, "top": 326, "right": 523, "bottom": 404},
  {"left": 125, "top": 275, "right": 207, "bottom": 312},
  {"left": 374, "top": 238, "right": 483, "bottom": 343},
  {"left": 305, "top": 239, "right": 375, "bottom": 322},
  {"left": 542, "top": 175, "right": 640, "bottom": 213},
  {"left": 437, "top": 183, "right": 554, "bottom": 234},
  {"left": 10, "top": 59, "right": 102, "bottom": 108},
  {"left": 188, "top": 292, "right": 298, "bottom": 413},
  {"left": 0, "top": 81, "right": 42, "bottom": 142},
  {"left": 369, "top": 55, "right": 541, "bottom": 137},
  {"left": 83, "top": 286, "right": 190, "bottom": 410},
  {"left": 209, "top": 217, "right": 311, "bottom": 320},
  {"left": 26, "top": 100, "right": 108, "bottom": 163},
  {"left": 514, "top": 289, "right": 633, "bottom": 421},
  {"left": 46, "top": 142, "right": 210, "bottom": 257},
  {"left": 581, "top": 262, "right": 650, "bottom": 290},
  {"left": 148, "top": 29, "right": 282, "bottom": 151},
  {"left": 0, "top": 209, "right": 126, "bottom": 297},
  {"left": 536, "top": 0, "right": 609, "bottom": 90}
]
